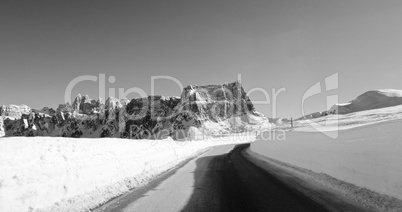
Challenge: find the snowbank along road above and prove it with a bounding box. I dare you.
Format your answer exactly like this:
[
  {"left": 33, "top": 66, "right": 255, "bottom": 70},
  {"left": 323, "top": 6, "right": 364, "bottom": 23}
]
[{"left": 95, "top": 144, "right": 369, "bottom": 212}]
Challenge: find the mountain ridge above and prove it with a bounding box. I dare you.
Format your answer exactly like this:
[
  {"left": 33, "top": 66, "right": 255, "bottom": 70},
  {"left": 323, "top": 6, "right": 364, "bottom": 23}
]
[
  {"left": 297, "top": 89, "right": 402, "bottom": 120},
  {"left": 0, "top": 81, "right": 269, "bottom": 139}
]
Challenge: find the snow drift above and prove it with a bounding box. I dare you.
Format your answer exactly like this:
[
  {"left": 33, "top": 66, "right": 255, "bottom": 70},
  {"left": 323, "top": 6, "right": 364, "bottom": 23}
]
[
  {"left": 0, "top": 136, "right": 252, "bottom": 212},
  {"left": 251, "top": 105, "right": 402, "bottom": 200}
]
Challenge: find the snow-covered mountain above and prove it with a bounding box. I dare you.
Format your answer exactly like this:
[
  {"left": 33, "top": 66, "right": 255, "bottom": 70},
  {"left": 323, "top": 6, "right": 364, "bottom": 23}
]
[
  {"left": 0, "top": 81, "right": 269, "bottom": 139},
  {"left": 298, "top": 89, "right": 402, "bottom": 120},
  {"left": 328, "top": 89, "right": 402, "bottom": 114}
]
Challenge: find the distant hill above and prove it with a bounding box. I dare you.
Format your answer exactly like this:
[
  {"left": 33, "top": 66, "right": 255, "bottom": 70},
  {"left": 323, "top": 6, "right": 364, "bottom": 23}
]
[
  {"left": 329, "top": 89, "right": 402, "bottom": 114},
  {"left": 298, "top": 89, "right": 402, "bottom": 120}
]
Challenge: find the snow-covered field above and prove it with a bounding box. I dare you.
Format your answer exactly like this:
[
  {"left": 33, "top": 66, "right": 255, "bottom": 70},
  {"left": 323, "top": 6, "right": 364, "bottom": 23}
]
[
  {"left": 294, "top": 105, "right": 402, "bottom": 132},
  {"left": 0, "top": 135, "right": 253, "bottom": 212},
  {"left": 251, "top": 105, "right": 402, "bottom": 200}
]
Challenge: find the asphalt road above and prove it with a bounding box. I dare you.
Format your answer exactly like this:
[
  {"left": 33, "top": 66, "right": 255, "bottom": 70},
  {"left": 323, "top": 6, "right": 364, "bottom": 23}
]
[{"left": 96, "top": 143, "right": 337, "bottom": 212}]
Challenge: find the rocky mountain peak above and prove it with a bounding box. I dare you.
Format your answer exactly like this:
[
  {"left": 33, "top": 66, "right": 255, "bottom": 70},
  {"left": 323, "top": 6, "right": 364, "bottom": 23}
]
[
  {"left": 1, "top": 81, "right": 269, "bottom": 139},
  {"left": 0, "top": 105, "right": 31, "bottom": 119}
]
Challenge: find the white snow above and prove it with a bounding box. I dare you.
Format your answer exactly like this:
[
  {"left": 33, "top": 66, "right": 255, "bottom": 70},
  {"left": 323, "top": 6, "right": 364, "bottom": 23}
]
[
  {"left": 377, "top": 89, "right": 402, "bottom": 97},
  {"left": 293, "top": 105, "right": 402, "bottom": 132},
  {"left": 329, "top": 89, "right": 402, "bottom": 114},
  {"left": 251, "top": 105, "right": 402, "bottom": 200},
  {"left": 0, "top": 135, "right": 253, "bottom": 212},
  {"left": 0, "top": 117, "right": 4, "bottom": 137}
]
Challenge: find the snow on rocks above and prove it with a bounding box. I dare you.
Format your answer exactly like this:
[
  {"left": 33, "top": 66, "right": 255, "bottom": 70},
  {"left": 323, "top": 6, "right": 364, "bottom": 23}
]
[
  {"left": 0, "top": 117, "right": 4, "bottom": 137},
  {"left": 0, "top": 104, "right": 31, "bottom": 119},
  {"left": 2, "top": 81, "right": 268, "bottom": 139}
]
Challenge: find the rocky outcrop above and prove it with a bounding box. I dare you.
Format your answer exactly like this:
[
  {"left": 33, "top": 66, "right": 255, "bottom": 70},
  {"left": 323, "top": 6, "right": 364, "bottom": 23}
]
[
  {"left": 71, "top": 94, "right": 103, "bottom": 115},
  {"left": 0, "top": 105, "right": 31, "bottom": 119},
  {"left": 1, "top": 81, "right": 268, "bottom": 139},
  {"left": 0, "top": 105, "right": 32, "bottom": 137}
]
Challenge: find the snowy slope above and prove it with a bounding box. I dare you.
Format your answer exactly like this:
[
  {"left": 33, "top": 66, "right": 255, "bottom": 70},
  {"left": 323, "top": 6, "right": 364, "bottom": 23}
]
[
  {"left": 294, "top": 105, "right": 402, "bottom": 132},
  {"left": 329, "top": 89, "right": 402, "bottom": 114},
  {"left": 0, "top": 135, "right": 253, "bottom": 212},
  {"left": 296, "top": 89, "right": 402, "bottom": 121},
  {"left": 251, "top": 105, "right": 402, "bottom": 200}
]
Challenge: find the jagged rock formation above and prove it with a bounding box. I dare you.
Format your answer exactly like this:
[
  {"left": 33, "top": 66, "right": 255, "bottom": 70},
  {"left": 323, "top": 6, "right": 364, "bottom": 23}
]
[
  {"left": 0, "top": 105, "right": 32, "bottom": 137},
  {"left": 0, "top": 81, "right": 269, "bottom": 140},
  {"left": 0, "top": 105, "right": 31, "bottom": 119}
]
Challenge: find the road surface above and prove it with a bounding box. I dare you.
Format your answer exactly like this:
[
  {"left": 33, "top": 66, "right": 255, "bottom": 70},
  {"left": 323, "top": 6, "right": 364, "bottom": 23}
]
[{"left": 95, "top": 144, "right": 357, "bottom": 212}]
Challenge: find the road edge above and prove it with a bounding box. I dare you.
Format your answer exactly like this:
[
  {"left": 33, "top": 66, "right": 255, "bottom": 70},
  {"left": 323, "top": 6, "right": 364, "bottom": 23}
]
[
  {"left": 243, "top": 147, "right": 402, "bottom": 212},
  {"left": 92, "top": 146, "right": 213, "bottom": 212}
]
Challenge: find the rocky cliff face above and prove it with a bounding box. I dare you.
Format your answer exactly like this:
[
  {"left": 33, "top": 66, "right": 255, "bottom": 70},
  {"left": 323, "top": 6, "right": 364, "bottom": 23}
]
[
  {"left": 1, "top": 81, "right": 268, "bottom": 140},
  {"left": 0, "top": 105, "right": 31, "bottom": 119}
]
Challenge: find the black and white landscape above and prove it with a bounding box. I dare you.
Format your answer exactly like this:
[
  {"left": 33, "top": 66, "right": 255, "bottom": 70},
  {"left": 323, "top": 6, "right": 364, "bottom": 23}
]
[{"left": 1, "top": 1, "right": 402, "bottom": 212}]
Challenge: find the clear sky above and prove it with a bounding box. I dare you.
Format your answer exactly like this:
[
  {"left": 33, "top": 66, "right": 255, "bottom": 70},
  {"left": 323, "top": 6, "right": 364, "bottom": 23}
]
[{"left": 1, "top": 0, "right": 402, "bottom": 118}]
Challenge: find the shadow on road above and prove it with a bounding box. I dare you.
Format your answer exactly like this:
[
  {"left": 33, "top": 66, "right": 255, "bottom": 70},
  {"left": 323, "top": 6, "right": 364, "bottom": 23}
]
[{"left": 181, "top": 143, "right": 328, "bottom": 212}]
